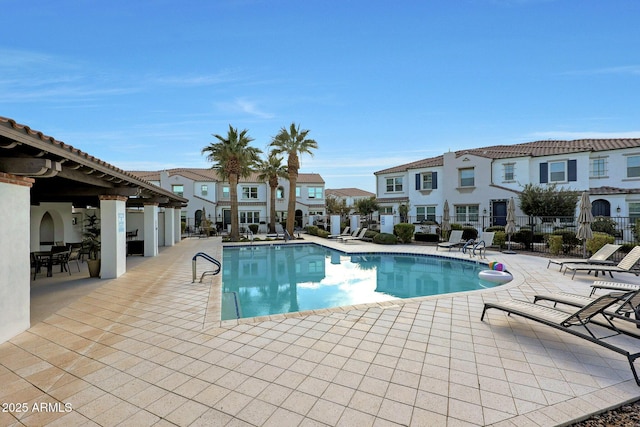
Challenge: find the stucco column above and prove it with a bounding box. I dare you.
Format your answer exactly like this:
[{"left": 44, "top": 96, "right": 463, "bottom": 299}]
[
  {"left": 99, "top": 195, "right": 127, "bottom": 279},
  {"left": 0, "top": 173, "right": 33, "bottom": 343},
  {"left": 164, "top": 207, "right": 175, "bottom": 247},
  {"left": 144, "top": 203, "right": 159, "bottom": 257},
  {"left": 174, "top": 207, "right": 182, "bottom": 243}
]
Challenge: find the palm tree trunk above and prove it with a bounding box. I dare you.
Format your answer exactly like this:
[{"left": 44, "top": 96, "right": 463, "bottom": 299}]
[
  {"left": 229, "top": 174, "right": 240, "bottom": 241},
  {"left": 269, "top": 183, "right": 277, "bottom": 233},
  {"left": 287, "top": 170, "right": 297, "bottom": 236}
]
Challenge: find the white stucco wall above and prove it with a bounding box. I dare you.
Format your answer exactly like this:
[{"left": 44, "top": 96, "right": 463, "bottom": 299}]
[{"left": 0, "top": 180, "right": 31, "bottom": 343}]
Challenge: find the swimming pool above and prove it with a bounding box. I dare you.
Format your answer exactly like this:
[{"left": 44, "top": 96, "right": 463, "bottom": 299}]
[{"left": 221, "top": 243, "right": 502, "bottom": 320}]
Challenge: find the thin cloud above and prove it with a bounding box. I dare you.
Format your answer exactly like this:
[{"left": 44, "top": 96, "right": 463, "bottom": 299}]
[
  {"left": 561, "top": 65, "right": 640, "bottom": 76},
  {"left": 215, "top": 98, "right": 275, "bottom": 119},
  {"left": 528, "top": 130, "right": 640, "bottom": 140}
]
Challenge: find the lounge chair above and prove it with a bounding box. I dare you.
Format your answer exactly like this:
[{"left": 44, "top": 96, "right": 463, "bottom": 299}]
[
  {"left": 547, "top": 243, "right": 621, "bottom": 271},
  {"left": 563, "top": 246, "right": 640, "bottom": 280},
  {"left": 437, "top": 230, "right": 464, "bottom": 251},
  {"left": 465, "top": 232, "right": 495, "bottom": 258},
  {"left": 589, "top": 281, "right": 640, "bottom": 297},
  {"left": 534, "top": 288, "right": 640, "bottom": 323},
  {"left": 328, "top": 226, "right": 350, "bottom": 239},
  {"left": 339, "top": 228, "right": 368, "bottom": 243},
  {"left": 481, "top": 292, "right": 640, "bottom": 386}
]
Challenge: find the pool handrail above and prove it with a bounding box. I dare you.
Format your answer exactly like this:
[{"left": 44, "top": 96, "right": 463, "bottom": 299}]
[{"left": 192, "top": 252, "right": 221, "bottom": 283}]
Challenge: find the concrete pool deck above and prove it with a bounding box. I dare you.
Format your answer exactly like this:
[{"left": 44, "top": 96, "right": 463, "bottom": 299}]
[{"left": 2, "top": 235, "right": 640, "bottom": 426}]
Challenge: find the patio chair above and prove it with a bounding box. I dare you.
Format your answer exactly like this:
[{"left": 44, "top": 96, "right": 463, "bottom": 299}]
[
  {"left": 534, "top": 288, "right": 640, "bottom": 324},
  {"left": 563, "top": 246, "right": 640, "bottom": 280},
  {"left": 67, "top": 243, "right": 82, "bottom": 272},
  {"left": 589, "top": 281, "right": 640, "bottom": 297},
  {"left": 50, "top": 245, "right": 72, "bottom": 275},
  {"left": 481, "top": 292, "right": 640, "bottom": 386},
  {"left": 339, "top": 228, "right": 368, "bottom": 243},
  {"left": 437, "top": 230, "right": 464, "bottom": 251},
  {"left": 468, "top": 232, "right": 495, "bottom": 258},
  {"left": 547, "top": 243, "right": 621, "bottom": 271},
  {"left": 328, "top": 226, "right": 350, "bottom": 239}
]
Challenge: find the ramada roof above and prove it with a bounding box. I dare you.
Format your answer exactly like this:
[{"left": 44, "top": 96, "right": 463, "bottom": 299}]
[{"left": 375, "top": 138, "right": 640, "bottom": 174}]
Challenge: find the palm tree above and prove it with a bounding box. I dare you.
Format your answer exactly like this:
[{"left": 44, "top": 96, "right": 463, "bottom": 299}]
[
  {"left": 202, "top": 125, "right": 262, "bottom": 241},
  {"left": 270, "top": 123, "right": 318, "bottom": 235},
  {"left": 257, "top": 152, "right": 288, "bottom": 233}
]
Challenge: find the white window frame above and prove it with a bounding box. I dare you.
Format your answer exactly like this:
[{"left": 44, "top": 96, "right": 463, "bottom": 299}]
[
  {"left": 459, "top": 168, "right": 475, "bottom": 187},
  {"left": 455, "top": 205, "right": 479, "bottom": 223},
  {"left": 590, "top": 157, "right": 607, "bottom": 178},
  {"left": 222, "top": 186, "right": 230, "bottom": 199},
  {"left": 172, "top": 184, "right": 184, "bottom": 197},
  {"left": 421, "top": 173, "right": 433, "bottom": 190},
  {"left": 201, "top": 184, "right": 208, "bottom": 196},
  {"left": 242, "top": 186, "right": 258, "bottom": 199},
  {"left": 240, "top": 211, "right": 260, "bottom": 224},
  {"left": 629, "top": 202, "right": 640, "bottom": 220},
  {"left": 627, "top": 155, "right": 640, "bottom": 178},
  {"left": 308, "top": 187, "right": 323, "bottom": 199},
  {"left": 549, "top": 161, "right": 567, "bottom": 183},
  {"left": 416, "top": 206, "right": 436, "bottom": 222},
  {"left": 503, "top": 163, "right": 515, "bottom": 182},
  {"left": 386, "top": 177, "right": 403, "bottom": 192}
]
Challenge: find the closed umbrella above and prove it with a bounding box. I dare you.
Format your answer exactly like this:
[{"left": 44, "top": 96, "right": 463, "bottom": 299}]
[
  {"left": 576, "top": 192, "right": 593, "bottom": 258},
  {"left": 441, "top": 200, "right": 451, "bottom": 240},
  {"left": 504, "top": 197, "right": 517, "bottom": 254}
]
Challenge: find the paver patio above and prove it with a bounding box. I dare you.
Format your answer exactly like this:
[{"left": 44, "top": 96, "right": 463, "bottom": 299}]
[{"left": 2, "top": 235, "right": 640, "bottom": 426}]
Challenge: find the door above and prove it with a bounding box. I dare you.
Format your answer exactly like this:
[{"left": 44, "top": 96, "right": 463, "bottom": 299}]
[
  {"left": 492, "top": 201, "right": 507, "bottom": 226},
  {"left": 223, "top": 210, "right": 231, "bottom": 232},
  {"left": 592, "top": 199, "right": 610, "bottom": 217}
]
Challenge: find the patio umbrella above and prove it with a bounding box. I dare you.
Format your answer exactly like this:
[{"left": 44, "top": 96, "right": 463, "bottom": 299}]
[
  {"left": 504, "top": 197, "right": 517, "bottom": 254},
  {"left": 576, "top": 191, "right": 594, "bottom": 258},
  {"left": 441, "top": 200, "right": 451, "bottom": 240}
]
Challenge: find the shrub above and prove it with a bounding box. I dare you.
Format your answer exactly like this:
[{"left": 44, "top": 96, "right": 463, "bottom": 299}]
[
  {"left": 494, "top": 231, "right": 506, "bottom": 249},
  {"left": 248, "top": 224, "right": 259, "bottom": 234},
  {"left": 591, "top": 216, "right": 617, "bottom": 236},
  {"left": 373, "top": 233, "right": 397, "bottom": 245},
  {"left": 513, "top": 229, "right": 533, "bottom": 250},
  {"left": 414, "top": 233, "right": 440, "bottom": 243},
  {"left": 486, "top": 226, "right": 505, "bottom": 233},
  {"left": 461, "top": 227, "right": 478, "bottom": 241},
  {"left": 548, "top": 235, "right": 563, "bottom": 255},
  {"left": 552, "top": 229, "right": 580, "bottom": 247},
  {"left": 394, "top": 223, "right": 415, "bottom": 243},
  {"left": 317, "top": 229, "right": 330, "bottom": 238},
  {"left": 364, "top": 230, "right": 379, "bottom": 241},
  {"left": 586, "top": 232, "right": 615, "bottom": 255},
  {"left": 307, "top": 225, "right": 319, "bottom": 236}
]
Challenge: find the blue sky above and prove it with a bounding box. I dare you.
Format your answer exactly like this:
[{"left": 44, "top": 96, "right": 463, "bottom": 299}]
[{"left": 2, "top": 0, "right": 639, "bottom": 192}]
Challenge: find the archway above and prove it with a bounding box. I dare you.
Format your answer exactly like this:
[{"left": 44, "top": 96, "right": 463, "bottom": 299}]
[
  {"left": 39, "top": 212, "right": 54, "bottom": 247},
  {"left": 592, "top": 199, "right": 611, "bottom": 217},
  {"left": 295, "top": 209, "right": 303, "bottom": 228}
]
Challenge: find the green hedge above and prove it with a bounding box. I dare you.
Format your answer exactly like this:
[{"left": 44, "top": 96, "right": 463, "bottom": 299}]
[
  {"left": 394, "top": 223, "right": 415, "bottom": 243},
  {"left": 414, "top": 233, "right": 440, "bottom": 242},
  {"left": 373, "top": 233, "right": 397, "bottom": 245}
]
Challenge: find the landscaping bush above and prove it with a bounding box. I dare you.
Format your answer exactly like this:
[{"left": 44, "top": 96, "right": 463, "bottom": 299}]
[
  {"left": 591, "top": 216, "right": 617, "bottom": 236},
  {"left": 306, "top": 225, "right": 319, "bottom": 236},
  {"left": 494, "top": 231, "right": 506, "bottom": 249},
  {"left": 414, "top": 233, "right": 440, "bottom": 243},
  {"left": 461, "top": 227, "right": 478, "bottom": 241},
  {"left": 485, "top": 225, "right": 505, "bottom": 233},
  {"left": 248, "top": 224, "right": 259, "bottom": 234},
  {"left": 548, "top": 235, "right": 563, "bottom": 255},
  {"left": 513, "top": 229, "right": 533, "bottom": 250},
  {"left": 552, "top": 229, "right": 580, "bottom": 247},
  {"left": 373, "top": 233, "right": 397, "bottom": 245},
  {"left": 586, "top": 232, "right": 615, "bottom": 255},
  {"left": 394, "top": 223, "right": 415, "bottom": 243},
  {"left": 317, "top": 229, "right": 330, "bottom": 238},
  {"left": 364, "top": 230, "right": 379, "bottom": 241}
]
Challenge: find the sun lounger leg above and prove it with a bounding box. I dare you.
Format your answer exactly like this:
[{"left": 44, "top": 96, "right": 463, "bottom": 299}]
[{"left": 629, "top": 354, "right": 640, "bottom": 387}]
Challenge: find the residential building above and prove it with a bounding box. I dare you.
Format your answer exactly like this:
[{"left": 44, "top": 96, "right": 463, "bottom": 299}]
[
  {"left": 129, "top": 168, "right": 326, "bottom": 231},
  {"left": 325, "top": 188, "right": 376, "bottom": 213},
  {"left": 375, "top": 139, "right": 640, "bottom": 228}
]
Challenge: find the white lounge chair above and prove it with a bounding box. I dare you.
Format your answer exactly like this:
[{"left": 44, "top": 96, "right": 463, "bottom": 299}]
[
  {"left": 437, "top": 230, "right": 464, "bottom": 251},
  {"left": 547, "top": 243, "right": 621, "bottom": 271},
  {"left": 339, "top": 228, "right": 368, "bottom": 243},
  {"left": 328, "top": 226, "right": 350, "bottom": 239},
  {"left": 563, "top": 246, "right": 640, "bottom": 280}
]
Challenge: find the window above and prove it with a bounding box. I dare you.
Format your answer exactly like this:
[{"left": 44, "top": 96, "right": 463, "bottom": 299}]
[
  {"left": 455, "top": 205, "right": 479, "bottom": 223},
  {"left": 308, "top": 187, "right": 323, "bottom": 199},
  {"left": 380, "top": 206, "right": 393, "bottom": 215},
  {"left": 276, "top": 186, "right": 284, "bottom": 199},
  {"left": 459, "top": 168, "right": 475, "bottom": 187},
  {"left": 416, "top": 206, "right": 436, "bottom": 222},
  {"left": 242, "top": 186, "right": 258, "bottom": 199},
  {"left": 630, "top": 203, "right": 640, "bottom": 220},
  {"left": 240, "top": 211, "right": 260, "bottom": 223},
  {"left": 590, "top": 158, "right": 607, "bottom": 178},
  {"left": 201, "top": 185, "right": 208, "bottom": 196},
  {"left": 386, "top": 177, "right": 403, "bottom": 192},
  {"left": 172, "top": 185, "right": 184, "bottom": 197},
  {"left": 628, "top": 156, "right": 640, "bottom": 178},
  {"left": 503, "top": 163, "right": 515, "bottom": 181},
  {"left": 422, "top": 173, "right": 433, "bottom": 190},
  {"left": 222, "top": 186, "right": 230, "bottom": 199},
  {"left": 549, "top": 161, "right": 566, "bottom": 182},
  {"left": 296, "top": 187, "right": 301, "bottom": 197}
]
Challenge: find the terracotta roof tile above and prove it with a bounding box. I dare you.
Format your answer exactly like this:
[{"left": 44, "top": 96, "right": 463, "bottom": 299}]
[
  {"left": 326, "top": 188, "right": 375, "bottom": 198},
  {"left": 375, "top": 139, "right": 640, "bottom": 174}
]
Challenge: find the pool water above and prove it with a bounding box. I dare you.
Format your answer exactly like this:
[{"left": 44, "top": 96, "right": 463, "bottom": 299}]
[{"left": 221, "top": 243, "right": 500, "bottom": 320}]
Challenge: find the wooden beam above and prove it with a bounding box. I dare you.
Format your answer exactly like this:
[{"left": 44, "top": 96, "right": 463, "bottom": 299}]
[{"left": 0, "top": 157, "right": 61, "bottom": 177}]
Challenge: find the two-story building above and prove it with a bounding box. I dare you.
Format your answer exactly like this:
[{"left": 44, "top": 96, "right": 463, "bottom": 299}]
[
  {"left": 375, "top": 139, "right": 640, "bottom": 228},
  {"left": 130, "top": 168, "right": 326, "bottom": 232}
]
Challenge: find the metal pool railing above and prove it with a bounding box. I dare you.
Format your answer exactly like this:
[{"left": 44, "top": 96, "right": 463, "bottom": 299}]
[{"left": 192, "top": 252, "right": 221, "bottom": 283}]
